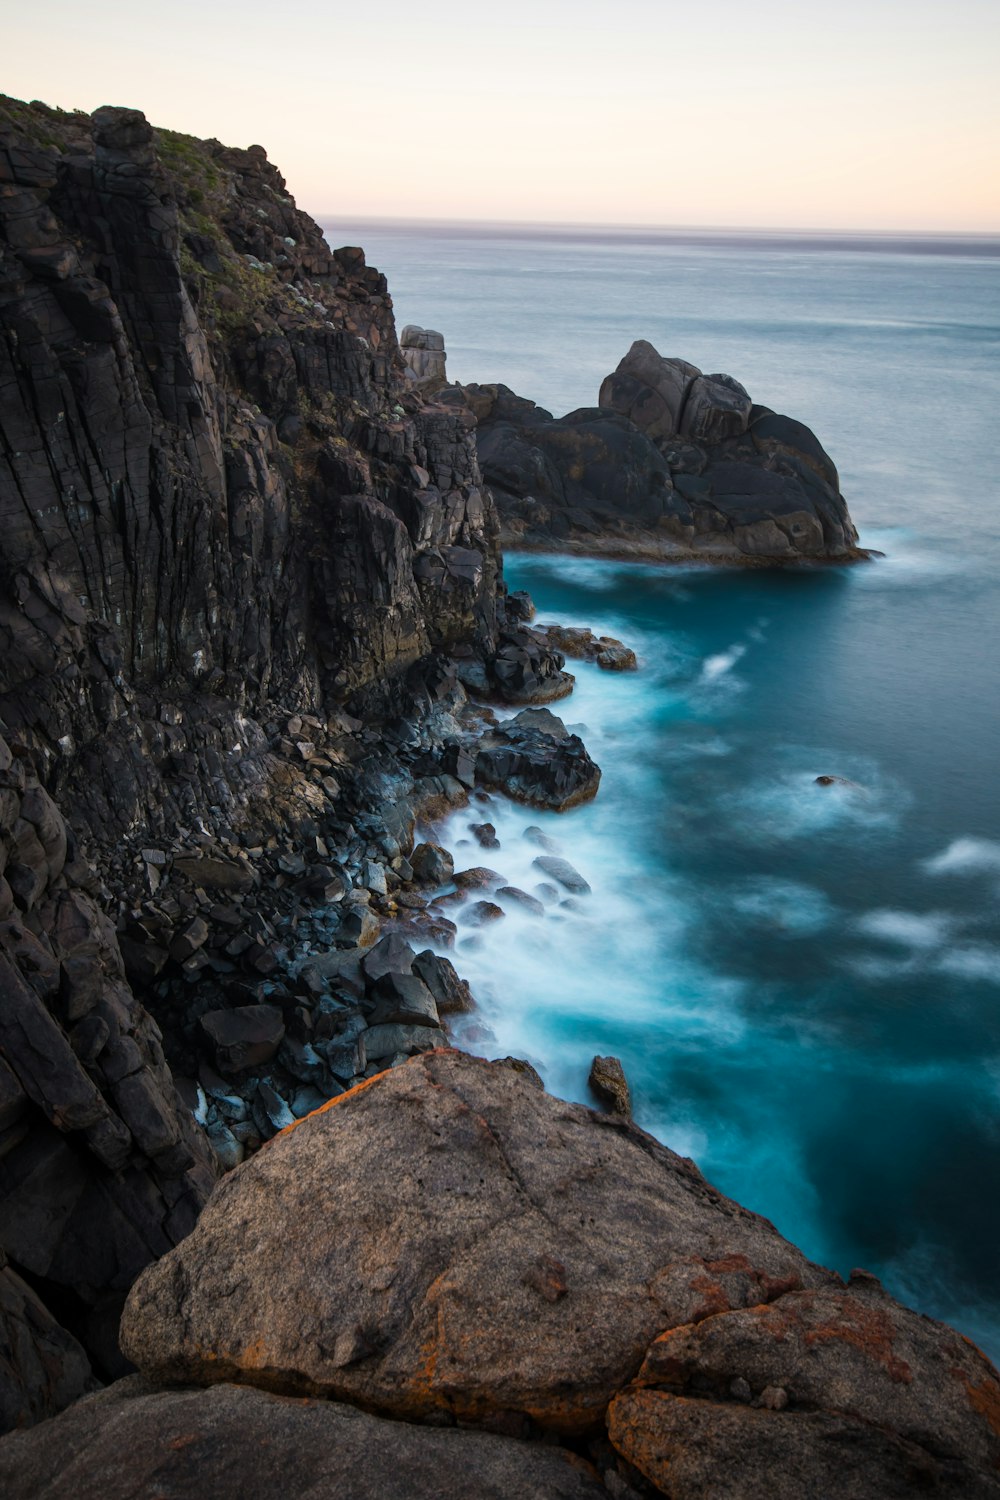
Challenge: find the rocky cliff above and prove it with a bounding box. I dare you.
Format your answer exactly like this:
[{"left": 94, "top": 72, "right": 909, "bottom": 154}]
[{"left": 0, "top": 93, "right": 576, "bottom": 1427}]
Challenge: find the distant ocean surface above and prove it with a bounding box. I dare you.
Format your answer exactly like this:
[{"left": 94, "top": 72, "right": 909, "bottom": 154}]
[{"left": 324, "top": 219, "right": 1000, "bottom": 1356}]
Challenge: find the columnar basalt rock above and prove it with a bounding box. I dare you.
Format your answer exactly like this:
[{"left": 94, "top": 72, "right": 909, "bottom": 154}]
[{"left": 463, "top": 340, "right": 861, "bottom": 562}]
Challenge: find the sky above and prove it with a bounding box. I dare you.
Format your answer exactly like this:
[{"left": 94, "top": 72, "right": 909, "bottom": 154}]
[{"left": 4, "top": 0, "right": 1000, "bottom": 231}]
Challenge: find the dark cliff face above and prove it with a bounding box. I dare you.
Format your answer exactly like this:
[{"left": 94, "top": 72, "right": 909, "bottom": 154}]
[
  {"left": 0, "top": 96, "right": 502, "bottom": 837},
  {"left": 0, "top": 95, "right": 513, "bottom": 1428}
]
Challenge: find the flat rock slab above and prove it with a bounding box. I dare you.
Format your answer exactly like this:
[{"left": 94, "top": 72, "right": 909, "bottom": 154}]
[
  {"left": 121, "top": 1051, "right": 823, "bottom": 1431},
  {"left": 0, "top": 1378, "right": 605, "bottom": 1500}
]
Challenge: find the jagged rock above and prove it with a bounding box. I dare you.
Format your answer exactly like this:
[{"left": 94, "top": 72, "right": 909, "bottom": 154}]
[
  {"left": 535, "top": 625, "right": 638, "bottom": 673},
  {"left": 0, "top": 1377, "right": 607, "bottom": 1499},
  {"left": 464, "top": 345, "right": 859, "bottom": 562},
  {"left": 589, "top": 1056, "right": 632, "bottom": 1117},
  {"left": 411, "top": 950, "right": 475, "bottom": 1015},
  {"left": 476, "top": 714, "right": 601, "bottom": 812},
  {"left": 400, "top": 324, "right": 447, "bottom": 388},
  {"left": 409, "top": 843, "right": 455, "bottom": 886},
  {"left": 199, "top": 1005, "right": 285, "bottom": 1073}
]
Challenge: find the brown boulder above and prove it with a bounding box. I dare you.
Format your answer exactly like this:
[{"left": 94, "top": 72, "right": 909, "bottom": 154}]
[
  {"left": 609, "top": 1278, "right": 1000, "bottom": 1497},
  {"left": 120, "top": 1051, "right": 825, "bottom": 1432},
  {"left": 0, "top": 1377, "right": 605, "bottom": 1499}
]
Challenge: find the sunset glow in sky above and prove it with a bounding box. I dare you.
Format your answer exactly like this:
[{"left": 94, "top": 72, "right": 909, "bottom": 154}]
[{"left": 5, "top": 0, "right": 1000, "bottom": 231}]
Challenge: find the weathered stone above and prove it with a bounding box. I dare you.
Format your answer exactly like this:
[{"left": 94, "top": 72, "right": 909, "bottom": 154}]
[
  {"left": 199, "top": 1005, "right": 285, "bottom": 1073},
  {"left": 0, "top": 1378, "right": 606, "bottom": 1499},
  {"left": 120, "top": 1052, "right": 826, "bottom": 1430},
  {"left": 588, "top": 1056, "right": 632, "bottom": 1117},
  {"left": 409, "top": 843, "right": 455, "bottom": 886},
  {"left": 531, "top": 856, "right": 592, "bottom": 895}
]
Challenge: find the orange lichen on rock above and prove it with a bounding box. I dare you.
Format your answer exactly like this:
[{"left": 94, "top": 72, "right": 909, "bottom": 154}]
[{"left": 967, "top": 1377, "right": 1000, "bottom": 1438}]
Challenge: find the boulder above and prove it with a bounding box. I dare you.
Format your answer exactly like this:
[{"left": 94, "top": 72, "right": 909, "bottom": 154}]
[
  {"left": 118, "top": 1052, "right": 1000, "bottom": 1494},
  {"left": 468, "top": 344, "right": 860, "bottom": 561},
  {"left": 0, "top": 1378, "right": 605, "bottom": 1499},
  {"left": 199, "top": 1005, "right": 285, "bottom": 1073},
  {"left": 531, "top": 856, "right": 592, "bottom": 895},
  {"left": 409, "top": 843, "right": 455, "bottom": 886},
  {"left": 476, "top": 719, "right": 601, "bottom": 812},
  {"left": 588, "top": 1056, "right": 632, "bottom": 1117},
  {"left": 120, "top": 1052, "right": 824, "bottom": 1429}
]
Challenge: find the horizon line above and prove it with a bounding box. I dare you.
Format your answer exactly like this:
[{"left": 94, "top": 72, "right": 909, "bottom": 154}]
[{"left": 315, "top": 213, "right": 1000, "bottom": 245}]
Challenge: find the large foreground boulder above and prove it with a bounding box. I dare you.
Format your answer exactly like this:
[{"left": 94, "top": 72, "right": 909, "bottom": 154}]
[
  {"left": 119, "top": 1051, "right": 1000, "bottom": 1495},
  {"left": 0, "top": 1377, "right": 604, "bottom": 1499}
]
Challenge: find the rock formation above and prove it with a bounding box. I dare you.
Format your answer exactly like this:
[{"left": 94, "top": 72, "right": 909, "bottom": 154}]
[
  {"left": 97, "top": 1052, "right": 997, "bottom": 1497},
  {"left": 461, "top": 340, "right": 862, "bottom": 561},
  {"left": 400, "top": 323, "right": 447, "bottom": 388}
]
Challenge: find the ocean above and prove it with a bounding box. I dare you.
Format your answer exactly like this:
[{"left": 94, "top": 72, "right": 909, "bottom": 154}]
[{"left": 325, "top": 219, "right": 1000, "bottom": 1356}]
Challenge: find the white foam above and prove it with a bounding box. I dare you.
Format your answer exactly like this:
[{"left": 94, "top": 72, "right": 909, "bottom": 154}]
[
  {"left": 700, "top": 643, "right": 746, "bottom": 683},
  {"left": 856, "top": 909, "right": 954, "bottom": 949},
  {"left": 727, "top": 877, "right": 835, "bottom": 936},
  {"left": 935, "top": 946, "right": 1000, "bottom": 984},
  {"left": 923, "top": 837, "right": 1000, "bottom": 877}
]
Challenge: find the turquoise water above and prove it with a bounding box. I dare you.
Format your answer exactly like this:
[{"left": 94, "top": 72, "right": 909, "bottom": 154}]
[{"left": 327, "top": 220, "right": 1000, "bottom": 1355}]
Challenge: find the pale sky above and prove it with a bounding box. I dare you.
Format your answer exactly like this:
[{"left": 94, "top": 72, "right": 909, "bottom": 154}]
[{"left": 5, "top": 0, "right": 1000, "bottom": 230}]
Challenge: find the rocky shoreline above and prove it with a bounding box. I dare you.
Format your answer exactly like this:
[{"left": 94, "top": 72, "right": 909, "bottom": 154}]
[{"left": 2, "top": 92, "right": 999, "bottom": 1496}]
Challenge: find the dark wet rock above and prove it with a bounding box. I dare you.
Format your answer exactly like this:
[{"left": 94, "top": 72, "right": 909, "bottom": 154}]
[
  {"left": 589, "top": 1056, "right": 632, "bottom": 1118},
  {"left": 370, "top": 971, "right": 440, "bottom": 1028},
  {"left": 497, "top": 885, "right": 546, "bottom": 916},
  {"left": 536, "top": 625, "right": 638, "bottom": 673},
  {"left": 362, "top": 1023, "right": 442, "bottom": 1061},
  {"left": 464, "top": 344, "right": 859, "bottom": 562},
  {"left": 409, "top": 842, "right": 455, "bottom": 886},
  {"left": 446, "top": 867, "right": 499, "bottom": 896},
  {"left": 411, "top": 950, "right": 475, "bottom": 1015},
  {"left": 464, "top": 900, "right": 505, "bottom": 926},
  {"left": 489, "top": 627, "right": 575, "bottom": 705},
  {"left": 0, "top": 1377, "right": 606, "bottom": 1500},
  {"left": 199, "top": 1005, "right": 285, "bottom": 1073},
  {"left": 476, "top": 714, "right": 600, "bottom": 812},
  {"left": 532, "top": 856, "right": 592, "bottom": 895},
  {"left": 470, "top": 822, "right": 501, "bottom": 849}
]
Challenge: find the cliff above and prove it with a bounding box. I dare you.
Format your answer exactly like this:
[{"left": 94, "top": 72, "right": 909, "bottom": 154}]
[{"left": 0, "top": 93, "right": 573, "bottom": 1424}]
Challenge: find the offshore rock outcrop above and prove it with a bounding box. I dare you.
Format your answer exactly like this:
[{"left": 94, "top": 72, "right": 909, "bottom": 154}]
[{"left": 462, "top": 339, "right": 862, "bottom": 562}]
